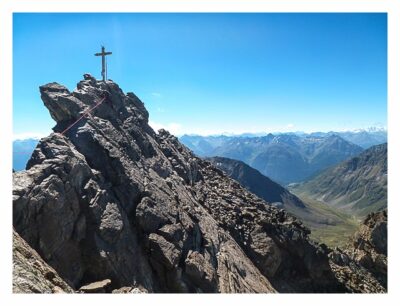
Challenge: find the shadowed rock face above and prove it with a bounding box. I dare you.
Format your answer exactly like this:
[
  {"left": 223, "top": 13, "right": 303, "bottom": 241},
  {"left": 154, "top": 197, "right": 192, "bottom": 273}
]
[{"left": 12, "top": 75, "right": 379, "bottom": 293}]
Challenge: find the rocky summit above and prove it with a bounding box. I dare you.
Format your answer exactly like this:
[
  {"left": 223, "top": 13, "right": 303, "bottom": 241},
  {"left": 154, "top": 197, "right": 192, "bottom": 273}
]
[{"left": 12, "top": 75, "right": 385, "bottom": 293}]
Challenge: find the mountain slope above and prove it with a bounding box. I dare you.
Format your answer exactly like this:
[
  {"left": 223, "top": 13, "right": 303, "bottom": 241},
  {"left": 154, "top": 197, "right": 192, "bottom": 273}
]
[
  {"left": 181, "top": 134, "right": 363, "bottom": 184},
  {"left": 293, "top": 143, "right": 387, "bottom": 217},
  {"left": 207, "top": 156, "right": 306, "bottom": 210},
  {"left": 12, "top": 74, "right": 384, "bottom": 293},
  {"left": 208, "top": 156, "right": 359, "bottom": 249},
  {"left": 14, "top": 74, "right": 351, "bottom": 293}
]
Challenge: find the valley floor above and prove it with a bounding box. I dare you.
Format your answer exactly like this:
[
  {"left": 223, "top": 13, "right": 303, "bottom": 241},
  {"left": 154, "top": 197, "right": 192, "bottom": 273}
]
[{"left": 287, "top": 191, "right": 359, "bottom": 249}]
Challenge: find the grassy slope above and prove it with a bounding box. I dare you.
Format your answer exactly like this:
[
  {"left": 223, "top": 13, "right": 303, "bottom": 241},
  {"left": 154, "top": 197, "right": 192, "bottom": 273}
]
[
  {"left": 292, "top": 143, "right": 387, "bottom": 218},
  {"left": 287, "top": 190, "right": 359, "bottom": 249}
]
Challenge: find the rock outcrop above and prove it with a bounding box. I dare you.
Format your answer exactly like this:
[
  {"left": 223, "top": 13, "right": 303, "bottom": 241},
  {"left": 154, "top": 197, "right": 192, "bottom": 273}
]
[
  {"left": 12, "top": 75, "right": 384, "bottom": 293},
  {"left": 347, "top": 210, "right": 387, "bottom": 287},
  {"left": 328, "top": 210, "right": 387, "bottom": 292}
]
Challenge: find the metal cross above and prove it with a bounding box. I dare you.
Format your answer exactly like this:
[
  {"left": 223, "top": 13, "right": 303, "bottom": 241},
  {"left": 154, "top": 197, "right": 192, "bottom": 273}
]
[{"left": 95, "top": 46, "right": 112, "bottom": 82}]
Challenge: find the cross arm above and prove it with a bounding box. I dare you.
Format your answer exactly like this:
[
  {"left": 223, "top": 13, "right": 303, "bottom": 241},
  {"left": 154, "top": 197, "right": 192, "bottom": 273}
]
[{"left": 94, "top": 52, "right": 112, "bottom": 56}]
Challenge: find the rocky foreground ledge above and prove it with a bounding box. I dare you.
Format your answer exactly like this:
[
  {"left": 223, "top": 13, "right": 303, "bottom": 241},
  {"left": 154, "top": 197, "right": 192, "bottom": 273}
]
[{"left": 12, "top": 75, "right": 386, "bottom": 293}]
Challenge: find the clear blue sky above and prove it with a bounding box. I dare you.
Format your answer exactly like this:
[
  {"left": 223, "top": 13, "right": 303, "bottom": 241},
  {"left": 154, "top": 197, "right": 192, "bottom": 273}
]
[{"left": 13, "top": 13, "right": 387, "bottom": 137}]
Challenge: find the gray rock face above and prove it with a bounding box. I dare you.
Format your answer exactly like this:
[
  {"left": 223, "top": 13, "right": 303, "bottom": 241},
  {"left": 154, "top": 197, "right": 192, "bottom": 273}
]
[
  {"left": 14, "top": 133, "right": 155, "bottom": 290},
  {"left": 12, "top": 75, "right": 379, "bottom": 293}
]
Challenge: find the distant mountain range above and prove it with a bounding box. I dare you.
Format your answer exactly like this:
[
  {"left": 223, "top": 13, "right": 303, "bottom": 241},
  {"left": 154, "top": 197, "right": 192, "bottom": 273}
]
[
  {"left": 181, "top": 133, "right": 367, "bottom": 184},
  {"left": 182, "top": 128, "right": 386, "bottom": 149},
  {"left": 319, "top": 129, "right": 387, "bottom": 149},
  {"left": 13, "top": 138, "right": 39, "bottom": 171},
  {"left": 12, "top": 128, "right": 386, "bottom": 175},
  {"left": 292, "top": 143, "right": 387, "bottom": 217}
]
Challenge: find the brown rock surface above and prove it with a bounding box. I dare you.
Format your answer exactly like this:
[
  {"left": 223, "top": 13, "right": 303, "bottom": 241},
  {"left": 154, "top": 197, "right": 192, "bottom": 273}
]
[
  {"left": 13, "top": 230, "right": 74, "bottom": 293},
  {"left": 329, "top": 210, "right": 387, "bottom": 292},
  {"left": 79, "top": 279, "right": 112, "bottom": 293}
]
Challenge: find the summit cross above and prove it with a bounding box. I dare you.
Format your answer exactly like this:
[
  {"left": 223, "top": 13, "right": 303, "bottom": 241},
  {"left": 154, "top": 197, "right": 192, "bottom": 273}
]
[{"left": 94, "top": 46, "right": 112, "bottom": 82}]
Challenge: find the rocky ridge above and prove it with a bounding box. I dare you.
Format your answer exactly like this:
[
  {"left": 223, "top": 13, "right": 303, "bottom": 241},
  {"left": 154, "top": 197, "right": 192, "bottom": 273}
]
[
  {"left": 351, "top": 210, "right": 387, "bottom": 286},
  {"left": 329, "top": 210, "right": 387, "bottom": 292},
  {"left": 206, "top": 156, "right": 306, "bottom": 210},
  {"left": 12, "top": 75, "right": 384, "bottom": 293}
]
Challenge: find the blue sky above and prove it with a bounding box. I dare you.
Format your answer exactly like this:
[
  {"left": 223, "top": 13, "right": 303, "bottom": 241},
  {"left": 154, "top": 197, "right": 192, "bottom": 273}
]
[{"left": 13, "top": 13, "right": 387, "bottom": 137}]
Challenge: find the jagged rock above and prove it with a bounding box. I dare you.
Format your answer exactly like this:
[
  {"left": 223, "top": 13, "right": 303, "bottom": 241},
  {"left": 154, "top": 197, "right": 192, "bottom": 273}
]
[
  {"left": 328, "top": 210, "right": 387, "bottom": 292},
  {"left": 351, "top": 210, "right": 387, "bottom": 287},
  {"left": 13, "top": 230, "right": 73, "bottom": 293},
  {"left": 216, "top": 238, "right": 276, "bottom": 293},
  {"left": 345, "top": 210, "right": 387, "bottom": 289},
  {"left": 14, "top": 135, "right": 155, "bottom": 291},
  {"left": 248, "top": 226, "right": 282, "bottom": 277},
  {"left": 12, "top": 75, "right": 383, "bottom": 293},
  {"left": 79, "top": 279, "right": 112, "bottom": 293},
  {"left": 184, "top": 250, "right": 217, "bottom": 292},
  {"left": 40, "top": 83, "right": 83, "bottom": 122},
  {"left": 329, "top": 248, "right": 385, "bottom": 293},
  {"left": 148, "top": 233, "right": 181, "bottom": 270}
]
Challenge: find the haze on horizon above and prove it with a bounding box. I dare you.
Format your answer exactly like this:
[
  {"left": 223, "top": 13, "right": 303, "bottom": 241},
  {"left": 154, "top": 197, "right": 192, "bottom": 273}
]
[{"left": 13, "top": 13, "right": 387, "bottom": 138}]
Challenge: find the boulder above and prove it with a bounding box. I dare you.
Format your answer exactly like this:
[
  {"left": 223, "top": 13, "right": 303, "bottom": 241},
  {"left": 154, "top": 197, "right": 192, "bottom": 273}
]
[{"left": 79, "top": 279, "right": 112, "bottom": 293}]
